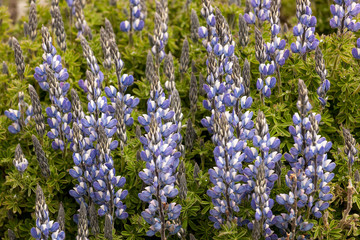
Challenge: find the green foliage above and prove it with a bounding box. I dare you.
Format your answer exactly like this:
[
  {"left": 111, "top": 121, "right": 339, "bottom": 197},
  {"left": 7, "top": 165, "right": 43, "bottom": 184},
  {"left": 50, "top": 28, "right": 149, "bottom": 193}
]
[{"left": 0, "top": 0, "right": 360, "bottom": 239}]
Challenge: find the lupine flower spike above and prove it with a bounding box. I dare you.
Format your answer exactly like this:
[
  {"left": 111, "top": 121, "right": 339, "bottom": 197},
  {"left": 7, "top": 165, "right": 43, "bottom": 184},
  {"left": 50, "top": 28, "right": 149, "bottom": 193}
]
[
  {"left": 57, "top": 202, "right": 65, "bottom": 233},
  {"left": 30, "top": 184, "right": 65, "bottom": 240},
  {"left": 146, "top": 50, "right": 155, "bottom": 83},
  {"left": 103, "top": 22, "right": 139, "bottom": 150},
  {"left": 198, "top": 0, "right": 216, "bottom": 53},
  {"left": 13, "top": 144, "right": 28, "bottom": 174},
  {"left": 170, "top": 88, "right": 184, "bottom": 155},
  {"left": 29, "top": 1, "right": 38, "bottom": 41},
  {"left": 191, "top": 9, "right": 200, "bottom": 43},
  {"left": 2, "top": 61, "right": 9, "bottom": 75},
  {"left": 50, "top": 0, "right": 59, "bottom": 18},
  {"left": 74, "top": 35, "right": 129, "bottom": 225},
  {"left": 238, "top": 14, "right": 249, "bottom": 48},
  {"left": 89, "top": 202, "right": 100, "bottom": 235},
  {"left": 150, "top": 0, "right": 168, "bottom": 71},
  {"left": 138, "top": 62, "right": 182, "bottom": 238},
  {"left": 291, "top": 0, "right": 319, "bottom": 59},
  {"left": 164, "top": 52, "right": 175, "bottom": 92},
  {"left": 330, "top": 0, "right": 360, "bottom": 35},
  {"left": 8, "top": 229, "right": 16, "bottom": 240},
  {"left": 244, "top": 0, "right": 271, "bottom": 25},
  {"left": 179, "top": 38, "right": 189, "bottom": 79},
  {"left": 29, "top": 84, "right": 46, "bottom": 137},
  {"left": 255, "top": 27, "right": 277, "bottom": 101},
  {"left": 24, "top": 22, "right": 29, "bottom": 37},
  {"left": 276, "top": 79, "right": 334, "bottom": 238},
  {"left": 100, "top": 27, "right": 112, "bottom": 70},
  {"left": 120, "top": 0, "right": 145, "bottom": 45},
  {"left": 207, "top": 111, "right": 249, "bottom": 229},
  {"left": 267, "top": 0, "right": 289, "bottom": 97},
  {"left": 11, "top": 37, "right": 25, "bottom": 80},
  {"left": 104, "top": 214, "right": 113, "bottom": 240},
  {"left": 343, "top": 127, "right": 357, "bottom": 175},
  {"left": 52, "top": 6, "right": 67, "bottom": 52},
  {"left": 76, "top": 202, "right": 89, "bottom": 240},
  {"left": 74, "top": 0, "right": 92, "bottom": 39},
  {"left": 32, "top": 135, "right": 51, "bottom": 178},
  {"left": 189, "top": 71, "right": 198, "bottom": 116},
  {"left": 244, "top": 111, "right": 281, "bottom": 239},
  {"left": 340, "top": 128, "right": 357, "bottom": 226},
  {"left": 185, "top": 118, "right": 196, "bottom": 152},
  {"left": 315, "top": 46, "right": 330, "bottom": 107},
  {"left": 34, "top": 26, "right": 71, "bottom": 151},
  {"left": 5, "top": 92, "right": 33, "bottom": 134}
]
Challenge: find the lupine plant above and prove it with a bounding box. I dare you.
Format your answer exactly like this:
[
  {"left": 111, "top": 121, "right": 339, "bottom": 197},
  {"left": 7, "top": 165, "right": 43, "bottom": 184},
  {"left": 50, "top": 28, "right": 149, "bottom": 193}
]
[
  {"left": 276, "top": 79, "right": 334, "bottom": 239},
  {"left": 244, "top": 0, "right": 278, "bottom": 100},
  {"left": 33, "top": 26, "right": 71, "bottom": 152},
  {"left": 138, "top": 57, "right": 182, "bottom": 238},
  {"left": 72, "top": 35, "right": 129, "bottom": 227},
  {"left": 244, "top": 111, "right": 281, "bottom": 240}
]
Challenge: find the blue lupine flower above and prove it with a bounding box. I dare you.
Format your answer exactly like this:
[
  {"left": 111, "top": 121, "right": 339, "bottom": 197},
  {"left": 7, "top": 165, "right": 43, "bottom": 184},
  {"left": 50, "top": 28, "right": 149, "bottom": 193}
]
[
  {"left": 69, "top": 36, "right": 128, "bottom": 227},
  {"left": 244, "top": 0, "right": 271, "bottom": 25},
  {"left": 150, "top": 0, "right": 168, "bottom": 65},
  {"left": 352, "top": 38, "right": 360, "bottom": 59},
  {"left": 330, "top": 0, "right": 360, "bottom": 33},
  {"left": 199, "top": 8, "right": 257, "bottom": 230},
  {"left": 276, "top": 79, "right": 334, "bottom": 238},
  {"left": 207, "top": 111, "right": 251, "bottom": 229},
  {"left": 291, "top": 0, "right": 319, "bottom": 57},
  {"left": 34, "top": 26, "right": 71, "bottom": 151},
  {"left": 244, "top": 111, "right": 281, "bottom": 239},
  {"left": 31, "top": 184, "right": 65, "bottom": 240},
  {"left": 138, "top": 71, "right": 182, "bottom": 237},
  {"left": 255, "top": 27, "right": 277, "bottom": 99},
  {"left": 198, "top": 0, "right": 216, "bottom": 53},
  {"left": 5, "top": 92, "right": 33, "bottom": 134},
  {"left": 13, "top": 144, "right": 28, "bottom": 174},
  {"left": 103, "top": 32, "right": 139, "bottom": 150},
  {"left": 120, "top": 0, "right": 145, "bottom": 32},
  {"left": 315, "top": 46, "right": 330, "bottom": 107},
  {"left": 267, "top": 1, "right": 289, "bottom": 68}
]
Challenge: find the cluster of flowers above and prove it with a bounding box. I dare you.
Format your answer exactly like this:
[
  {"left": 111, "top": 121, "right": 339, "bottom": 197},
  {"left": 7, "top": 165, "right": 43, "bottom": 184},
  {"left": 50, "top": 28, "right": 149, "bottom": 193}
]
[
  {"left": 150, "top": 0, "right": 168, "bottom": 64},
  {"left": 276, "top": 79, "right": 334, "bottom": 238},
  {"left": 243, "top": 111, "right": 282, "bottom": 239},
  {"left": 267, "top": 0, "right": 289, "bottom": 67},
  {"left": 291, "top": 0, "right": 319, "bottom": 56},
  {"left": 243, "top": 0, "right": 271, "bottom": 24},
  {"left": 198, "top": 4, "right": 272, "bottom": 233},
  {"left": 31, "top": 184, "right": 65, "bottom": 240},
  {"left": 69, "top": 35, "right": 129, "bottom": 227},
  {"left": 315, "top": 47, "right": 330, "bottom": 107},
  {"left": 330, "top": 0, "right": 360, "bottom": 33},
  {"left": 120, "top": 0, "right": 145, "bottom": 32},
  {"left": 244, "top": 0, "right": 282, "bottom": 99},
  {"left": 5, "top": 92, "right": 33, "bottom": 134},
  {"left": 34, "top": 26, "right": 71, "bottom": 151},
  {"left": 254, "top": 28, "right": 277, "bottom": 99},
  {"left": 13, "top": 144, "right": 29, "bottom": 174},
  {"left": 138, "top": 60, "right": 182, "bottom": 237}
]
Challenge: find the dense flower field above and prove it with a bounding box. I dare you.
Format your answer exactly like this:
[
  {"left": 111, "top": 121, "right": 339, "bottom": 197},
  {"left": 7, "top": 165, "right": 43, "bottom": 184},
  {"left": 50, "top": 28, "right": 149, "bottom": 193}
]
[{"left": 1, "top": 0, "right": 360, "bottom": 239}]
